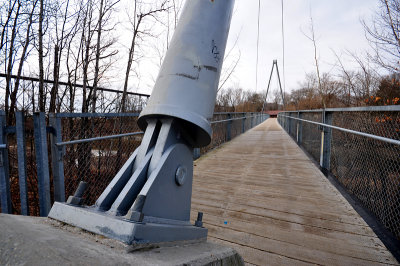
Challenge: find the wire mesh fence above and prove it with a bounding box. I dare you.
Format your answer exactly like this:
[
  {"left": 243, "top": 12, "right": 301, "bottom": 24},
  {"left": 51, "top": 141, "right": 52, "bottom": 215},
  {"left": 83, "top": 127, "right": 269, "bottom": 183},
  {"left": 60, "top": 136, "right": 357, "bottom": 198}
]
[
  {"left": 278, "top": 107, "right": 400, "bottom": 240},
  {"left": 301, "top": 112, "right": 323, "bottom": 162},
  {"left": 200, "top": 113, "right": 263, "bottom": 155},
  {"left": 58, "top": 114, "right": 142, "bottom": 205},
  {"left": 4, "top": 115, "right": 41, "bottom": 216},
  {"left": 2, "top": 111, "right": 267, "bottom": 214}
]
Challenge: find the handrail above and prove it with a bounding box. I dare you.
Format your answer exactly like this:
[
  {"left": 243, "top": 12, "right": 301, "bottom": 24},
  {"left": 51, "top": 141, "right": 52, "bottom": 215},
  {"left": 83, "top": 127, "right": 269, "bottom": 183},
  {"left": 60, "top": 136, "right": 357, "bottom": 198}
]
[
  {"left": 56, "top": 113, "right": 266, "bottom": 146},
  {"left": 279, "top": 105, "right": 400, "bottom": 113},
  {"left": 279, "top": 114, "right": 400, "bottom": 146},
  {"left": 211, "top": 114, "right": 261, "bottom": 124},
  {"left": 56, "top": 113, "right": 268, "bottom": 145},
  {"left": 57, "top": 112, "right": 259, "bottom": 118},
  {"left": 0, "top": 73, "right": 150, "bottom": 98},
  {"left": 55, "top": 112, "right": 140, "bottom": 118},
  {"left": 56, "top": 132, "right": 144, "bottom": 146}
]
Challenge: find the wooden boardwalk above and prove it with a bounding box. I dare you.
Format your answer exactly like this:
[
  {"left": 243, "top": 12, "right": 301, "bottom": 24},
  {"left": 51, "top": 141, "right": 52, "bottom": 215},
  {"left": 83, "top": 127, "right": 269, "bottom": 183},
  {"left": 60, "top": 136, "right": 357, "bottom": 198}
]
[{"left": 191, "top": 118, "right": 398, "bottom": 266}]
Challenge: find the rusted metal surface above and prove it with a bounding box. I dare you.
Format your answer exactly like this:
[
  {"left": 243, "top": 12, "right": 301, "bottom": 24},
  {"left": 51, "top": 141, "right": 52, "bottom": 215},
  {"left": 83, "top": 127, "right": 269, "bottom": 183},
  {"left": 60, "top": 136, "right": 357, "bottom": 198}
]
[{"left": 191, "top": 118, "right": 398, "bottom": 265}]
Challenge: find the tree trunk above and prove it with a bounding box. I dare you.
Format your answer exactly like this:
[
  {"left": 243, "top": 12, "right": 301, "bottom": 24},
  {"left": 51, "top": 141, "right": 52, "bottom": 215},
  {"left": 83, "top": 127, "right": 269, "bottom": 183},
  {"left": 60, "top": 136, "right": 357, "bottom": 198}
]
[
  {"left": 38, "top": 0, "right": 45, "bottom": 112},
  {"left": 121, "top": 2, "right": 139, "bottom": 113},
  {"left": 5, "top": 1, "right": 21, "bottom": 122},
  {"left": 0, "top": 0, "right": 17, "bottom": 51},
  {"left": 10, "top": 0, "right": 37, "bottom": 117},
  {"left": 91, "top": 0, "right": 104, "bottom": 113},
  {"left": 49, "top": 45, "right": 59, "bottom": 113}
]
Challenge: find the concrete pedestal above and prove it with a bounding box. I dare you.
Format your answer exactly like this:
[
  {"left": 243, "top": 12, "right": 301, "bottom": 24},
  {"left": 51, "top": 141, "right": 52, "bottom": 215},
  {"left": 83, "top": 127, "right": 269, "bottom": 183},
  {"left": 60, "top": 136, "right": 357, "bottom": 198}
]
[{"left": 0, "top": 214, "right": 243, "bottom": 266}]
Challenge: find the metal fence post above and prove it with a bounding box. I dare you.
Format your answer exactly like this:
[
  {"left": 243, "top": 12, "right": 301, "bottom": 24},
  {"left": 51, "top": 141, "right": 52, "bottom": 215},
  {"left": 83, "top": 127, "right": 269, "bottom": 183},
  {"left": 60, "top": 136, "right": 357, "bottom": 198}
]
[
  {"left": 297, "top": 112, "right": 303, "bottom": 145},
  {"left": 49, "top": 113, "right": 65, "bottom": 202},
  {"left": 16, "top": 112, "right": 29, "bottom": 215},
  {"left": 283, "top": 113, "right": 286, "bottom": 129},
  {"left": 242, "top": 115, "right": 246, "bottom": 133},
  {"left": 284, "top": 113, "right": 287, "bottom": 131},
  {"left": 320, "top": 111, "right": 333, "bottom": 170},
  {"left": 34, "top": 112, "right": 51, "bottom": 216},
  {"left": 226, "top": 113, "right": 232, "bottom": 141},
  {"left": 250, "top": 113, "right": 254, "bottom": 128},
  {"left": 0, "top": 111, "right": 11, "bottom": 213}
]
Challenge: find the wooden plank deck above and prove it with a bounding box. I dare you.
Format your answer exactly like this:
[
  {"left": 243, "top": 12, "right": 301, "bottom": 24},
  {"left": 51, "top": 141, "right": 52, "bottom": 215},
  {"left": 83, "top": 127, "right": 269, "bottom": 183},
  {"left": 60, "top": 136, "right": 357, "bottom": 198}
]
[{"left": 191, "top": 118, "right": 398, "bottom": 266}]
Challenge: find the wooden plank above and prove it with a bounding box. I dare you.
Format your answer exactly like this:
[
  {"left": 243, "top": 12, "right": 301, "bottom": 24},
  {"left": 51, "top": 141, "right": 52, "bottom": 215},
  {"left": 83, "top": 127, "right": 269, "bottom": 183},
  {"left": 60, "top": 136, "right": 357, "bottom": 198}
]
[
  {"left": 191, "top": 211, "right": 394, "bottom": 263},
  {"left": 193, "top": 192, "right": 367, "bottom": 227},
  {"left": 191, "top": 191, "right": 367, "bottom": 227},
  {"left": 208, "top": 236, "right": 311, "bottom": 266},
  {"left": 207, "top": 224, "right": 391, "bottom": 266},
  {"left": 191, "top": 118, "right": 399, "bottom": 265}
]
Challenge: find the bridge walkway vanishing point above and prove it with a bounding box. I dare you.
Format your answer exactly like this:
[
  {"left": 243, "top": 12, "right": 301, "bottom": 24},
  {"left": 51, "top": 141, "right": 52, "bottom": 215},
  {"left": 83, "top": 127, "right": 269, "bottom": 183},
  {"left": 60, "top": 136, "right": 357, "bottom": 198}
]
[{"left": 190, "top": 118, "right": 399, "bottom": 266}]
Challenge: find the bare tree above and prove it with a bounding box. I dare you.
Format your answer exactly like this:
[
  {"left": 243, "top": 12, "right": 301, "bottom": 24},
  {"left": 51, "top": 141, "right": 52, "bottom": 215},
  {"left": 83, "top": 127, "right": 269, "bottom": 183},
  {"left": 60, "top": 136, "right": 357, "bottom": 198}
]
[
  {"left": 9, "top": 0, "right": 38, "bottom": 118},
  {"left": 91, "top": 0, "right": 119, "bottom": 113},
  {"left": 362, "top": 0, "right": 400, "bottom": 72},
  {"left": 49, "top": 0, "right": 79, "bottom": 113},
  {"left": 4, "top": 0, "right": 21, "bottom": 120},
  {"left": 65, "top": 1, "right": 86, "bottom": 113},
  {"left": 348, "top": 51, "right": 379, "bottom": 99},
  {"left": 302, "top": 14, "right": 325, "bottom": 108},
  {"left": 333, "top": 51, "right": 357, "bottom": 106},
  {"left": 0, "top": 0, "right": 18, "bottom": 61},
  {"left": 38, "top": 0, "right": 45, "bottom": 111},
  {"left": 4, "top": 0, "right": 21, "bottom": 116},
  {"left": 121, "top": 0, "right": 169, "bottom": 112},
  {"left": 218, "top": 29, "right": 242, "bottom": 92},
  {"left": 333, "top": 50, "right": 380, "bottom": 106}
]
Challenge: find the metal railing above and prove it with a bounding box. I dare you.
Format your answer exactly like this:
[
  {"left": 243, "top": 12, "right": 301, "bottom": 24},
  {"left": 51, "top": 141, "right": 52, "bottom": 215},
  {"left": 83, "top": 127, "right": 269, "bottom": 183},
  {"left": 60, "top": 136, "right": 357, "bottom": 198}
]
[
  {"left": 278, "top": 106, "right": 400, "bottom": 240},
  {"left": 0, "top": 111, "right": 268, "bottom": 216},
  {"left": 198, "top": 112, "right": 268, "bottom": 158}
]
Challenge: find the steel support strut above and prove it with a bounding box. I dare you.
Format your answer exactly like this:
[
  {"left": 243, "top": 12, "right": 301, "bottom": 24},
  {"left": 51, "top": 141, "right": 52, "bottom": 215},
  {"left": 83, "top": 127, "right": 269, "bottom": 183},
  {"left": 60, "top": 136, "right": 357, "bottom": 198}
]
[{"left": 49, "top": 0, "right": 235, "bottom": 245}]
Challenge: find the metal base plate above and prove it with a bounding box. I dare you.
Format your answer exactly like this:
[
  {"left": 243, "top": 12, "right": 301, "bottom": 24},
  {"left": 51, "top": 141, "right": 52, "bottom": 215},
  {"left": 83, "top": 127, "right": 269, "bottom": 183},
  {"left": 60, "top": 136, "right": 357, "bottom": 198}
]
[{"left": 48, "top": 202, "right": 207, "bottom": 245}]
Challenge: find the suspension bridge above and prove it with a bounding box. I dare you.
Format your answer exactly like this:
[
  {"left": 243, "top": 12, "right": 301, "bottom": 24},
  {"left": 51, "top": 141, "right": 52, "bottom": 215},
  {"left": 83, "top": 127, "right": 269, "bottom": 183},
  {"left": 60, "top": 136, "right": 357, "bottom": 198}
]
[
  {"left": 1, "top": 0, "right": 400, "bottom": 265},
  {"left": 1, "top": 110, "right": 399, "bottom": 265},
  {"left": 191, "top": 117, "right": 399, "bottom": 265}
]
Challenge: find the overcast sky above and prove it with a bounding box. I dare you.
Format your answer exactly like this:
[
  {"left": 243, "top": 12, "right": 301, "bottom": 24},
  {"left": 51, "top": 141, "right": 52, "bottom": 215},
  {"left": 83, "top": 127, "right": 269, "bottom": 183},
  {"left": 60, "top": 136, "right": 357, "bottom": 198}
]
[
  {"left": 224, "top": 0, "right": 380, "bottom": 97},
  {"left": 117, "top": 0, "right": 381, "bottom": 97}
]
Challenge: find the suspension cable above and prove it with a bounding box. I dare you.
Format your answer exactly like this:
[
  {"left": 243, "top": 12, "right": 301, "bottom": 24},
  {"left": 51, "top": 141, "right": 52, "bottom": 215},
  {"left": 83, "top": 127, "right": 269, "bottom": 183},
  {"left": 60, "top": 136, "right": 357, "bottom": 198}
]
[
  {"left": 255, "top": 0, "right": 261, "bottom": 91},
  {"left": 281, "top": 0, "right": 286, "bottom": 105}
]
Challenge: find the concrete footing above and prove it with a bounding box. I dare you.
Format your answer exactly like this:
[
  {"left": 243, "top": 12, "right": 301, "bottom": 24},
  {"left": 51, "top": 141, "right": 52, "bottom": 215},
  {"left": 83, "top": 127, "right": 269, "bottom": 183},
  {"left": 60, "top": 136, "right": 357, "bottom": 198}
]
[{"left": 0, "top": 214, "right": 244, "bottom": 265}]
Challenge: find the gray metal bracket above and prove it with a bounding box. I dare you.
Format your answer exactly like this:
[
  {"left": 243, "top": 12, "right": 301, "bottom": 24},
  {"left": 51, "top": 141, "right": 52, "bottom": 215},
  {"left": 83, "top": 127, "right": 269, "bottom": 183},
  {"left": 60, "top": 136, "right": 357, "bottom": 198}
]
[{"left": 48, "top": 118, "right": 207, "bottom": 244}]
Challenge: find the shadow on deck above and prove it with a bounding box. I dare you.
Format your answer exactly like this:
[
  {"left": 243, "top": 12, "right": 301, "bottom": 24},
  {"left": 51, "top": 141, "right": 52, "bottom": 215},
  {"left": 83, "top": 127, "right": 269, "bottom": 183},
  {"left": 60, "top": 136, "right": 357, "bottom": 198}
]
[{"left": 191, "top": 118, "right": 398, "bottom": 265}]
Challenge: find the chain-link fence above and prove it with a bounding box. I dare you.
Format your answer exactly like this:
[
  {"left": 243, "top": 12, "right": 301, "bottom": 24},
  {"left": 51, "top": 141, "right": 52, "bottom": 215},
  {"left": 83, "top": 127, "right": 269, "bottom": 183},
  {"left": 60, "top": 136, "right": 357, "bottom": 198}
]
[
  {"left": 1, "top": 111, "right": 268, "bottom": 215},
  {"left": 59, "top": 112, "right": 267, "bottom": 205},
  {"left": 200, "top": 113, "right": 265, "bottom": 155},
  {"left": 1, "top": 113, "right": 41, "bottom": 216},
  {"left": 57, "top": 114, "right": 142, "bottom": 205},
  {"left": 278, "top": 106, "right": 400, "bottom": 240}
]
